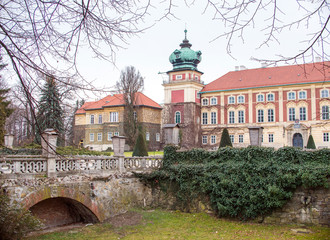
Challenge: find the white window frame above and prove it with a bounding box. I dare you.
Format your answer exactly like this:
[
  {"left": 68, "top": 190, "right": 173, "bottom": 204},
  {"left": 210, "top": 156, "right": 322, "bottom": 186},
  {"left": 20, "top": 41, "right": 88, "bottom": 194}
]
[
  {"left": 110, "top": 112, "right": 118, "bottom": 122},
  {"left": 238, "top": 134, "right": 244, "bottom": 143},
  {"left": 238, "top": 110, "right": 244, "bottom": 123},
  {"left": 322, "top": 105, "right": 329, "bottom": 120},
  {"left": 267, "top": 93, "right": 274, "bottom": 102},
  {"left": 98, "top": 114, "right": 102, "bottom": 124},
  {"left": 289, "top": 107, "right": 296, "bottom": 121},
  {"left": 175, "top": 111, "right": 181, "bottom": 124},
  {"left": 288, "top": 91, "right": 296, "bottom": 100},
  {"left": 202, "top": 112, "right": 208, "bottom": 125},
  {"left": 299, "top": 107, "right": 307, "bottom": 121},
  {"left": 298, "top": 91, "right": 307, "bottom": 100},
  {"left": 90, "top": 133, "right": 94, "bottom": 142},
  {"left": 257, "top": 94, "right": 264, "bottom": 102},
  {"left": 114, "top": 132, "right": 119, "bottom": 136},
  {"left": 146, "top": 132, "right": 150, "bottom": 141},
  {"left": 323, "top": 132, "right": 329, "bottom": 142},
  {"left": 229, "top": 111, "right": 235, "bottom": 124},
  {"left": 211, "top": 112, "right": 217, "bottom": 124},
  {"left": 210, "top": 97, "right": 217, "bottom": 105},
  {"left": 202, "top": 135, "right": 207, "bottom": 144},
  {"left": 228, "top": 96, "right": 235, "bottom": 104},
  {"left": 176, "top": 74, "right": 182, "bottom": 80},
  {"left": 269, "top": 134, "right": 274, "bottom": 143},
  {"left": 237, "top": 95, "right": 245, "bottom": 104},
  {"left": 229, "top": 135, "right": 234, "bottom": 143},
  {"left": 202, "top": 98, "right": 209, "bottom": 106},
  {"left": 257, "top": 109, "right": 264, "bottom": 123},
  {"left": 211, "top": 135, "right": 216, "bottom": 144},
  {"left": 156, "top": 133, "right": 160, "bottom": 142},
  {"left": 321, "top": 89, "right": 329, "bottom": 98},
  {"left": 90, "top": 115, "right": 95, "bottom": 124},
  {"left": 107, "top": 132, "right": 113, "bottom": 141},
  {"left": 268, "top": 109, "right": 274, "bottom": 122},
  {"left": 97, "top": 133, "right": 102, "bottom": 141}
]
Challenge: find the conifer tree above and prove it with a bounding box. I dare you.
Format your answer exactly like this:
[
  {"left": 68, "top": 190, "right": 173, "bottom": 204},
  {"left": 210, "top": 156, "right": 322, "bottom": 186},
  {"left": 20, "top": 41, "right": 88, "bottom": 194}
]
[
  {"left": 132, "top": 126, "right": 148, "bottom": 157},
  {"left": 306, "top": 135, "right": 316, "bottom": 149},
  {"left": 219, "top": 128, "right": 232, "bottom": 148},
  {"left": 35, "top": 75, "right": 64, "bottom": 146}
]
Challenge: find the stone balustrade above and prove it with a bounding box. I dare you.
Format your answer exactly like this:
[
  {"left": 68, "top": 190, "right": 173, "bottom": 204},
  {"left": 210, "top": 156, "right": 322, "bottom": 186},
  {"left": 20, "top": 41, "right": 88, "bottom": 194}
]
[{"left": 0, "top": 155, "right": 163, "bottom": 178}]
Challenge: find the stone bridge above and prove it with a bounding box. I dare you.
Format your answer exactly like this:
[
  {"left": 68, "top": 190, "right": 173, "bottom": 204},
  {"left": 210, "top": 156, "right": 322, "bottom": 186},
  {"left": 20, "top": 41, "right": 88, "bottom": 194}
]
[{"left": 0, "top": 135, "right": 163, "bottom": 228}]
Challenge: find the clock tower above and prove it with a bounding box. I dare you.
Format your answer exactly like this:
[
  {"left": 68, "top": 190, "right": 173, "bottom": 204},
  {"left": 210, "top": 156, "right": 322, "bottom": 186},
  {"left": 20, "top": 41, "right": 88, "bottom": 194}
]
[{"left": 162, "top": 30, "right": 204, "bottom": 149}]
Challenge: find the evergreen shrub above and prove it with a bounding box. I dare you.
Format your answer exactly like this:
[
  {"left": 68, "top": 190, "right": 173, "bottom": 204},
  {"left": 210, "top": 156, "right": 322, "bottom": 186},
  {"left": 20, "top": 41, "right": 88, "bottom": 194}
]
[
  {"left": 306, "top": 135, "right": 316, "bottom": 149},
  {"left": 132, "top": 128, "right": 148, "bottom": 157},
  {"left": 219, "top": 128, "right": 232, "bottom": 148},
  {"left": 139, "top": 146, "right": 329, "bottom": 220}
]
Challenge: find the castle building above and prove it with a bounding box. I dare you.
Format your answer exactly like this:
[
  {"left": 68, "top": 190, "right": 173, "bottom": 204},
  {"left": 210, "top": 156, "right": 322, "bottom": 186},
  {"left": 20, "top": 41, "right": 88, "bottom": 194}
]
[
  {"left": 74, "top": 92, "right": 162, "bottom": 151},
  {"left": 164, "top": 31, "right": 330, "bottom": 149}
]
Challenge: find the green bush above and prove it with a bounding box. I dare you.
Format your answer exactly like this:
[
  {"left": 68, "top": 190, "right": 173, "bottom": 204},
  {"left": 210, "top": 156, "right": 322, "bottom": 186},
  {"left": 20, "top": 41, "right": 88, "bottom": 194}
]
[
  {"left": 0, "top": 193, "right": 42, "bottom": 239},
  {"left": 219, "top": 128, "right": 232, "bottom": 148},
  {"left": 306, "top": 135, "right": 316, "bottom": 149},
  {"left": 132, "top": 128, "right": 148, "bottom": 157},
  {"left": 56, "top": 146, "right": 112, "bottom": 156},
  {"left": 139, "top": 146, "right": 329, "bottom": 220}
]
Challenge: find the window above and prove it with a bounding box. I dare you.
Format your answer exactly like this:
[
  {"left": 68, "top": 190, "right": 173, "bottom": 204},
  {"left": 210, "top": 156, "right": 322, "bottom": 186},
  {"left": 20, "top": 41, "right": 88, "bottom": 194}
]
[
  {"left": 323, "top": 133, "right": 329, "bottom": 142},
  {"left": 90, "top": 115, "right": 95, "bottom": 124},
  {"left": 202, "top": 98, "right": 208, "bottom": 106},
  {"left": 211, "top": 97, "right": 217, "bottom": 105},
  {"left": 261, "top": 134, "right": 264, "bottom": 142},
  {"left": 146, "top": 132, "right": 150, "bottom": 141},
  {"left": 238, "top": 95, "right": 245, "bottom": 103},
  {"left": 202, "top": 112, "right": 208, "bottom": 124},
  {"left": 97, "top": 133, "right": 102, "bottom": 141},
  {"left": 298, "top": 91, "right": 307, "bottom": 99},
  {"left": 321, "top": 89, "right": 329, "bottom": 98},
  {"left": 229, "top": 111, "right": 235, "bottom": 124},
  {"left": 257, "top": 94, "right": 264, "bottom": 102},
  {"left": 229, "top": 135, "right": 234, "bottom": 143},
  {"left": 176, "top": 75, "right": 182, "bottom": 80},
  {"left": 267, "top": 93, "right": 274, "bottom": 102},
  {"left": 228, "top": 96, "right": 235, "bottom": 104},
  {"left": 288, "top": 91, "right": 296, "bottom": 100},
  {"left": 114, "top": 132, "right": 119, "bottom": 136},
  {"left": 107, "top": 132, "right": 113, "bottom": 141},
  {"left": 238, "top": 110, "right": 244, "bottom": 123},
  {"left": 156, "top": 133, "right": 160, "bottom": 142},
  {"left": 211, "top": 112, "right": 217, "bottom": 124},
  {"left": 268, "top": 109, "right": 274, "bottom": 122},
  {"left": 258, "top": 109, "right": 264, "bottom": 122},
  {"left": 110, "top": 112, "right": 118, "bottom": 122},
  {"left": 175, "top": 111, "right": 181, "bottom": 124},
  {"left": 299, "top": 107, "right": 306, "bottom": 121},
  {"left": 90, "top": 133, "right": 94, "bottom": 142},
  {"left": 289, "top": 107, "right": 295, "bottom": 121},
  {"left": 239, "top": 134, "right": 244, "bottom": 143},
  {"left": 202, "top": 136, "right": 207, "bottom": 144},
  {"left": 322, "top": 106, "right": 329, "bottom": 120},
  {"left": 211, "top": 135, "right": 216, "bottom": 144},
  {"left": 269, "top": 134, "right": 274, "bottom": 143},
  {"left": 133, "top": 111, "right": 137, "bottom": 121},
  {"left": 98, "top": 114, "right": 102, "bottom": 124}
]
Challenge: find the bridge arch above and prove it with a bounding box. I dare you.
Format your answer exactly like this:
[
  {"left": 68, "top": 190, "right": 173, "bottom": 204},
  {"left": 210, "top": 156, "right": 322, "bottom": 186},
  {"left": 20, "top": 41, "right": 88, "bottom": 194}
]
[{"left": 20, "top": 183, "right": 104, "bottom": 227}]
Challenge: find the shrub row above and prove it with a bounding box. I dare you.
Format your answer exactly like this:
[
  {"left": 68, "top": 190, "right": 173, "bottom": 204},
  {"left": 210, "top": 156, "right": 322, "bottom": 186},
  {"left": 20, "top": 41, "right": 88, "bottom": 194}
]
[{"left": 139, "top": 146, "right": 330, "bottom": 220}]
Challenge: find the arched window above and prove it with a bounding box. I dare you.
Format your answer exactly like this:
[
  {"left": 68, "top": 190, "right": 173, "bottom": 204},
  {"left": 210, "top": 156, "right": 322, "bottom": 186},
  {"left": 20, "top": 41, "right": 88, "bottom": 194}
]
[
  {"left": 257, "top": 94, "right": 264, "bottom": 102},
  {"left": 175, "top": 111, "right": 181, "bottom": 123},
  {"left": 237, "top": 95, "right": 245, "bottom": 103},
  {"left": 321, "top": 89, "right": 329, "bottom": 98},
  {"left": 202, "top": 98, "right": 208, "bottom": 106},
  {"left": 288, "top": 91, "right": 296, "bottom": 100},
  {"left": 298, "top": 91, "right": 307, "bottom": 99},
  {"left": 210, "top": 97, "right": 217, "bottom": 105},
  {"left": 267, "top": 93, "right": 274, "bottom": 102}
]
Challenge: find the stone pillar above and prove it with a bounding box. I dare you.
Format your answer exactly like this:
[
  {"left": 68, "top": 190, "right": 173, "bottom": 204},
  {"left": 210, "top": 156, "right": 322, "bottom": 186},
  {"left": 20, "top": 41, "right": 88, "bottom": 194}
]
[
  {"left": 248, "top": 127, "right": 263, "bottom": 146},
  {"left": 113, "top": 136, "right": 126, "bottom": 173},
  {"left": 41, "top": 129, "right": 58, "bottom": 177},
  {"left": 4, "top": 134, "right": 14, "bottom": 149}
]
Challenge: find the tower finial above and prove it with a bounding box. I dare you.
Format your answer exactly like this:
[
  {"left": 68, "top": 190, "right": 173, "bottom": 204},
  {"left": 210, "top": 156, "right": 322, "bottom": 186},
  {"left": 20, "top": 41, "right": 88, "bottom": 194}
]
[{"left": 184, "top": 28, "right": 187, "bottom": 40}]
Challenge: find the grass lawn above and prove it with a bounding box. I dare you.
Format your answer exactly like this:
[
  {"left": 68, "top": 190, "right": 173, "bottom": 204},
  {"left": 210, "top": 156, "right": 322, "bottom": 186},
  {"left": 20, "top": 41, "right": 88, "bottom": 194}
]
[{"left": 26, "top": 209, "right": 329, "bottom": 240}]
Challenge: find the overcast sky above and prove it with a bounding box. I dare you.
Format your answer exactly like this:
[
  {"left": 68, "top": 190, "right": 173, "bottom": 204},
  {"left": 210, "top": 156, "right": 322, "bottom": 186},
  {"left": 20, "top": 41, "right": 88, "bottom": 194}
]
[{"left": 74, "top": 1, "right": 328, "bottom": 104}]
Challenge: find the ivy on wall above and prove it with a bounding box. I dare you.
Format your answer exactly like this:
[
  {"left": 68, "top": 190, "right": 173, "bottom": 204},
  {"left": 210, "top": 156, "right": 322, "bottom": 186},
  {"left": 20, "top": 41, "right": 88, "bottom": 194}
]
[{"left": 138, "top": 146, "right": 329, "bottom": 220}]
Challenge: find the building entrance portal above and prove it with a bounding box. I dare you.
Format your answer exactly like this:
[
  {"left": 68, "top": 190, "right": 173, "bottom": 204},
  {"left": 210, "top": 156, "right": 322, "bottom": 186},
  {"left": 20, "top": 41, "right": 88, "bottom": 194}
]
[{"left": 292, "top": 133, "right": 303, "bottom": 148}]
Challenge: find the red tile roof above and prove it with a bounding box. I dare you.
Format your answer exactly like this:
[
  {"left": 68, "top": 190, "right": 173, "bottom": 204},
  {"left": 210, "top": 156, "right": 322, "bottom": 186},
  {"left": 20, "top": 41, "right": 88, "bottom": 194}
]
[
  {"left": 76, "top": 92, "right": 162, "bottom": 114},
  {"left": 201, "top": 62, "right": 330, "bottom": 93}
]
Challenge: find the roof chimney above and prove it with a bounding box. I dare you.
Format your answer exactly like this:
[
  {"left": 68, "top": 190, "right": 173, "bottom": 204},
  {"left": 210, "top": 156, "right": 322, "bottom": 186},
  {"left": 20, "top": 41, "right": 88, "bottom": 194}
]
[
  {"left": 235, "top": 66, "right": 239, "bottom": 71},
  {"left": 261, "top": 62, "right": 267, "bottom": 68},
  {"left": 240, "top": 65, "right": 246, "bottom": 70}
]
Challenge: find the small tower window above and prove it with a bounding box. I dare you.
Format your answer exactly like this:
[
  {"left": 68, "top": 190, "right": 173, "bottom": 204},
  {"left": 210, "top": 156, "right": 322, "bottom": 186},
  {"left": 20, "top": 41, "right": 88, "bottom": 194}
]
[{"left": 175, "top": 111, "right": 181, "bottom": 124}]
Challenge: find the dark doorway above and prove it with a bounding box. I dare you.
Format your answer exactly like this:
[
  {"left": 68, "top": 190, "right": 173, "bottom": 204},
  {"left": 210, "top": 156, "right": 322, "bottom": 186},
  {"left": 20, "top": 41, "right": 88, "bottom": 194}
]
[{"left": 292, "top": 133, "right": 303, "bottom": 148}]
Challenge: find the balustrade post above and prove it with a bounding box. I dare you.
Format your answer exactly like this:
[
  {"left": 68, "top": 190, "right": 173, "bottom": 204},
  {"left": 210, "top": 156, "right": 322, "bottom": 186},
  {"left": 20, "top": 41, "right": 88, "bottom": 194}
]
[
  {"left": 141, "top": 158, "right": 146, "bottom": 170},
  {"left": 41, "top": 129, "right": 58, "bottom": 177},
  {"left": 112, "top": 136, "right": 126, "bottom": 173}
]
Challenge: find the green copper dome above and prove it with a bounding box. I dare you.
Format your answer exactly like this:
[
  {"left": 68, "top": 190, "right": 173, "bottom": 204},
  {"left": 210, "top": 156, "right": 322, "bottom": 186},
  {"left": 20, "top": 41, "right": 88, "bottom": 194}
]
[{"left": 169, "top": 30, "right": 202, "bottom": 71}]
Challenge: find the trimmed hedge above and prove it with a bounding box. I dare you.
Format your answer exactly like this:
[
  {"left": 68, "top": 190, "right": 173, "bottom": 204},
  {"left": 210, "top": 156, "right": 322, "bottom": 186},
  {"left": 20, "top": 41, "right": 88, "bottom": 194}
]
[{"left": 139, "top": 146, "right": 330, "bottom": 220}]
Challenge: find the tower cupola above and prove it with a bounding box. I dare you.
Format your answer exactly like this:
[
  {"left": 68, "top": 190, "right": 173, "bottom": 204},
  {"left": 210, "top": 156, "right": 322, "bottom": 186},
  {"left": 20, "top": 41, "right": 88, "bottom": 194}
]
[{"left": 169, "top": 30, "right": 202, "bottom": 71}]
